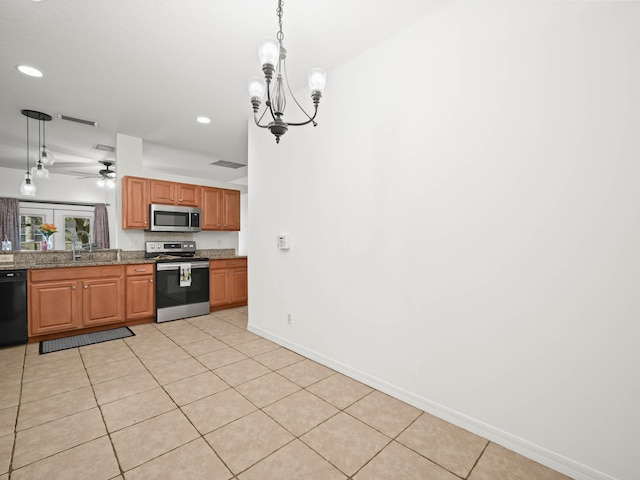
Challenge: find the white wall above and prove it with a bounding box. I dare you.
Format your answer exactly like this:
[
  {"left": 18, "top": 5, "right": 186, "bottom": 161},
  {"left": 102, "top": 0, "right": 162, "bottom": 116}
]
[
  {"left": 0, "top": 166, "right": 117, "bottom": 244},
  {"left": 247, "top": 1, "right": 640, "bottom": 480}
]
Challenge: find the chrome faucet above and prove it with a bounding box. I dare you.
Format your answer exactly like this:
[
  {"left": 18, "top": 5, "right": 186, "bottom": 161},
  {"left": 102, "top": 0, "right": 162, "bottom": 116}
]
[{"left": 68, "top": 229, "right": 81, "bottom": 261}]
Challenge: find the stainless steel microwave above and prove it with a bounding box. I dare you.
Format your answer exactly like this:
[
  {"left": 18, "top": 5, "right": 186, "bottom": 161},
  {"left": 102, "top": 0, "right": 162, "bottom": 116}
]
[{"left": 147, "top": 204, "right": 202, "bottom": 232}]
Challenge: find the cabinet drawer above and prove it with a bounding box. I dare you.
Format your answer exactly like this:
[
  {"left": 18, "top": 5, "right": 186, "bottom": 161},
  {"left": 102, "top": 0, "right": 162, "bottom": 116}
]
[
  {"left": 210, "top": 258, "right": 247, "bottom": 269},
  {"left": 126, "top": 264, "right": 155, "bottom": 276},
  {"left": 30, "top": 265, "right": 123, "bottom": 282}
]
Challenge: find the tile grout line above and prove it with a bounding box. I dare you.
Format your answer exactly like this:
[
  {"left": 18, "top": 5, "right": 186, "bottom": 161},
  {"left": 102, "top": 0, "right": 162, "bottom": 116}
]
[
  {"left": 79, "top": 343, "right": 127, "bottom": 479},
  {"left": 6, "top": 343, "right": 27, "bottom": 480}
]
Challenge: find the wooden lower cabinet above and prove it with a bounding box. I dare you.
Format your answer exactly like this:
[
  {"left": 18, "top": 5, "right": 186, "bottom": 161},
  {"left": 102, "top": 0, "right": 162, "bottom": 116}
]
[
  {"left": 82, "top": 277, "right": 125, "bottom": 327},
  {"left": 125, "top": 264, "right": 155, "bottom": 321},
  {"left": 29, "top": 265, "right": 125, "bottom": 337},
  {"left": 29, "top": 280, "right": 81, "bottom": 335},
  {"left": 210, "top": 258, "right": 247, "bottom": 310}
]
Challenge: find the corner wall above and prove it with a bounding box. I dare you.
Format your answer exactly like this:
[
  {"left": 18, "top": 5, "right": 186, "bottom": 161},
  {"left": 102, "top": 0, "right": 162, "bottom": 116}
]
[{"left": 247, "top": 2, "right": 640, "bottom": 479}]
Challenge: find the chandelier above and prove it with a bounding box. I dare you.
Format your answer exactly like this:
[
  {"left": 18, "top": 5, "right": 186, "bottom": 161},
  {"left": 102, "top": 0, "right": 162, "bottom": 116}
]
[
  {"left": 20, "top": 110, "right": 53, "bottom": 197},
  {"left": 248, "top": 0, "right": 327, "bottom": 144}
]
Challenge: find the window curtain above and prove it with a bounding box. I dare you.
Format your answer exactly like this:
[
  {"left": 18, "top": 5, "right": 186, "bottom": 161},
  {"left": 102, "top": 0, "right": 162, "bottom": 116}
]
[
  {"left": 0, "top": 198, "right": 20, "bottom": 250},
  {"left": 93, "top": 203, "right": 110, "bottom": 249}
]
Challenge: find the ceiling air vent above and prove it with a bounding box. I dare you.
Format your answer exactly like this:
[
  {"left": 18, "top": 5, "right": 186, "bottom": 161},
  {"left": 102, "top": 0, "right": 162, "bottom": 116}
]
[
  {"left": 57, "top": 114, "right": 98, "bottom": 127},
  {"left": 93, "top": 144, "right": 115, "bottom": 152},
  {"left": 211, "top": 160, "right": 246, "bottom": 169}
]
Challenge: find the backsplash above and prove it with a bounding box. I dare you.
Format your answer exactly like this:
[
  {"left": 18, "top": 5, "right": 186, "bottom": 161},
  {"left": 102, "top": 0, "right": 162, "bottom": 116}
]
[{"left": 1, "top": 248, "right": 240, "bottom": 269}]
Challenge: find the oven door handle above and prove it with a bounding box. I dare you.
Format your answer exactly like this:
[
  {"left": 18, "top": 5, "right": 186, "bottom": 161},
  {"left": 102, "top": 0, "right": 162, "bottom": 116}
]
[{"left": 156, "top": 262, "right": 210, "bottom": 271}]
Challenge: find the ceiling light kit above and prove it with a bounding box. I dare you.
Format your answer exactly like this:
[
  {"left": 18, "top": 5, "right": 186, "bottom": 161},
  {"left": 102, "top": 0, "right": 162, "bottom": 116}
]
[
  {"left": 248, "top": 0, "right": 327, "bottom": 143},
  {"left": 20, "top": 110, "right": 53, "bottom": 196},
  {"left": 71, "top": 160, "right": 116, "bottom": 189},
  {"left": 16, "top": 65, "right": 43, "bottom": 78}
]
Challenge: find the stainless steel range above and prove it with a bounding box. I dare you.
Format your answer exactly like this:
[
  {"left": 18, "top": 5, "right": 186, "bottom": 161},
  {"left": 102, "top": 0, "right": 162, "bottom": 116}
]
[{"left": 145, "top": 241, "right": 210, "bottom": 323}]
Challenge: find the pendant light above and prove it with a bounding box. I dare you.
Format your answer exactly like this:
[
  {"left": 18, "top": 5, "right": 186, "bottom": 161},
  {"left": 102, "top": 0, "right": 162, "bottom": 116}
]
[
  {"left": 20, "top": 110, "right": 53, "bottom": 196},
  {"left": 40, "top": 115, "right": 55, "bottom": 165},
  {"left": 31, "top": 118, "right": 50, "bottom": 179},
  {"left": 249, "top": 0, "right": 327, "bottom": 143},
  {"left": 19, "top": 111, "right": 36, "bottom": 196}
]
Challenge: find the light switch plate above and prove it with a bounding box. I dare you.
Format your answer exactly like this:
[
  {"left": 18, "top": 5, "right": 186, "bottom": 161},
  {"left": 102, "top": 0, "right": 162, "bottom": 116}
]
[{"left": 0, "top": 254, "right": 14, "bottom": 263}]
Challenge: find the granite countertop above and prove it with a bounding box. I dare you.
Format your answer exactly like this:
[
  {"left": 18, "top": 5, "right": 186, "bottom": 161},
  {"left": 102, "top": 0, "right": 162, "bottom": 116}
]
[{"left": 0, "top": 248, "right": 244, "bottom": 271}]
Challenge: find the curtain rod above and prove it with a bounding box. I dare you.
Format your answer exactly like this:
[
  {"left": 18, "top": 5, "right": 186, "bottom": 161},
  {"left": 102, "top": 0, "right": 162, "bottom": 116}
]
[{"left": 17, "top": 198, "right": 111, "bottom": 207}]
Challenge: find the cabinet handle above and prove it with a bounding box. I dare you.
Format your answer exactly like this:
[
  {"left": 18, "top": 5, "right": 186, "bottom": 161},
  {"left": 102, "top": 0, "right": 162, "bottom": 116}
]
[
  {"left": 84, "top": 284, "right": 88, "bottom": 289},
  {"left": 144, "top": 221, "right": 147, "bottom": 224},
  {"left": 135, "top": 268, "right": 146, "bottom": 272},
  {"left": 72, "top": 285, "right": 76, "bottom": 290},
  {"left": 150, "top": 279, "right": 154, "bottom": 283}
]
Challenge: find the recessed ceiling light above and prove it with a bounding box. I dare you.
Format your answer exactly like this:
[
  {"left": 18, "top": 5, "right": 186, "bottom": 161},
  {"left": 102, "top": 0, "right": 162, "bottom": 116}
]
[
  {"left": 196, "top": 116, "right": 211, "bottom": 124},
  {"left": 16, "top": 65, "right": 43, "bottom": 77}
]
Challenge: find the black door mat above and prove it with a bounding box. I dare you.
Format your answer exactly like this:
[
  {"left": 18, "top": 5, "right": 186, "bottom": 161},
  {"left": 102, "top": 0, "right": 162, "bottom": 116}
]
[{"left": 39, "top": 327, "right": 135, "bottom": 354}]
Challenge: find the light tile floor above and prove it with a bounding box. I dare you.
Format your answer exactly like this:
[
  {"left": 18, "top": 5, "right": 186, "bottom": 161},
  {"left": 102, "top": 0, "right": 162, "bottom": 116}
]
[{"left": 0, "top": 307, "right": 573, "bottom": 479}]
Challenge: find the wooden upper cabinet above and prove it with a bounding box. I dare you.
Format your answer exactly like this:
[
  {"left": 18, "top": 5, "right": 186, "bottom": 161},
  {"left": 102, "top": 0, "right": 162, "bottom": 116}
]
[
  {"left": 202, "top": 187, "right": 240, "bottom": 231},
  {"left": 177, "top": 183, "right": 201, "bottom": 206},
  {"left": 202, "top": 187, "right": 223, "bottom": 230},
  {"left": 150, "top": 180, "right": 201, "bottom": 207},
  {"left": 149, "top": 179, "right": 175, "bottom": 205},
  {"left": 122, "top": 176, "right": 149, "bottom": 229},
  {"left": 123, "top": 176, "right": 235, "bottom": 230},
  {"left": 223, "top": 189, "right": 241, "bottom": 231}
]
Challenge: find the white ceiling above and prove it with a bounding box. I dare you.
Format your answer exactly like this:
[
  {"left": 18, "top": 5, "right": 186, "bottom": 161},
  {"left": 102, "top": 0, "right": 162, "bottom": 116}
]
[{"left": 0, "top": 0, "right": 449, "bottom": 183}]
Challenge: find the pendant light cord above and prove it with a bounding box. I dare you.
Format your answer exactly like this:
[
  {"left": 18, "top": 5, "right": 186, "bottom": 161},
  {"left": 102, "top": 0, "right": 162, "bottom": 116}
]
[{"left": 25, "top": 115, "right": 30, "bottom": 173}]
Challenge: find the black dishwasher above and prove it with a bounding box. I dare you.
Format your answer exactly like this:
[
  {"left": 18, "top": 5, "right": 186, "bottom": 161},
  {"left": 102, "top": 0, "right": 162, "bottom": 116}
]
[{"left": 0, "top": 269, "right": 28, "bottom": 347}]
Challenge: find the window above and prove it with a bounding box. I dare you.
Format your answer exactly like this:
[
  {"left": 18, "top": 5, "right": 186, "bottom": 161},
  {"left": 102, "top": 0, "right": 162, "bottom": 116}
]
[{"left": 18, "top": 204, "right": 94, "bottom": 251}]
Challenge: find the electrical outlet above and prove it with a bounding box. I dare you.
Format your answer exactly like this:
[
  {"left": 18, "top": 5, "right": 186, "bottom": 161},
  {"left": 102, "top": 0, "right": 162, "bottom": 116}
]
[
  {"left": 287, "top": 313, "right": 292, "bottom": 325},
  {"left": 0, "top": 254, "right": 14, "bottom": 263}
]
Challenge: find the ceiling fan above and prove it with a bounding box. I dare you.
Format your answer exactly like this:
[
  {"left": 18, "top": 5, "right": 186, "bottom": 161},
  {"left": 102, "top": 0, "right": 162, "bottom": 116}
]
[{"left": 71, "top": 160, "right": 117, "bottom": 188}]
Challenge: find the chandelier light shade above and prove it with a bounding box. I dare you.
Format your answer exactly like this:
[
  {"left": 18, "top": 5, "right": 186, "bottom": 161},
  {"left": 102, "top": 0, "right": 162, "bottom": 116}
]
[
  {"left": 31, "top": 162, "right": 50, "bottom": 179},
  {"left": 249, "top": 0, "right": 327, "bottom": 143},
  {"left": 19, "top": 172, "right": 36, "bottom": 196},
  {"left": 20, "top": 109, "right": 53, "bottom": 196}
]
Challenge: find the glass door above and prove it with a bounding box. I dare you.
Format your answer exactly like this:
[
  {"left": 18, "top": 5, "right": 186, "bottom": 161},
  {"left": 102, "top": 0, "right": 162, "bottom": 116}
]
[{"left": 19, "top": 208, "right": 53, "bottom": 251}]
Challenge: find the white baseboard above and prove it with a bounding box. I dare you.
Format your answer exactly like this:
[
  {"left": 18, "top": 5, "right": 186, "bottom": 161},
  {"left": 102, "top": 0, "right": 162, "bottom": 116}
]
[{"left": 248, "top": 324, "right": 618, "bottom": 480}]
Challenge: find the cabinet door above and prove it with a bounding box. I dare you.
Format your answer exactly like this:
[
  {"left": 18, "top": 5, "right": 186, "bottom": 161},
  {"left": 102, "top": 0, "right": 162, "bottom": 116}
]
[
  {"left": 149, "top": 179, "right": 176, "bottom": 204},
  {"left": 229, "top": 267, "right": 247, "bottom": 304},
  {"left": 202, "top": 187, "right": 223, "bottom": 230},
  {"left": 126, "top": 275, "right": 155, "bottom": 320},
  {"left": 210, "top": 269, "right": 229, "bottom": 307},
  {"left": 82, "top": 277, "right": 125, "bottom": 327},
  {"left": 177, "top": 184, "right": 201, "bottom": 206},
  {"left": 223, "top": 189, "right": 241, "bottom": 231},
  {"left": 29, "top": 281, "right": 81, "bottom": 335},
  {"left": 122, "top": 176, "right": 149, "bottom": 229}
]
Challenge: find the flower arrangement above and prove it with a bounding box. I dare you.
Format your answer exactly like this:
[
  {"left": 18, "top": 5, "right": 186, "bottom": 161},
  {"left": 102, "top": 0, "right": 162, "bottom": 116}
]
[{"left": 39, "top": 223, "right": 57, "bottom": 237}]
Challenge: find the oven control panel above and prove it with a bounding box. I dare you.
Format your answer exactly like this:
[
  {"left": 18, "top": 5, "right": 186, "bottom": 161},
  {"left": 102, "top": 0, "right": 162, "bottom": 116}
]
[{"left": 145, "top": 241, "right": 197, "bottom": 256}]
